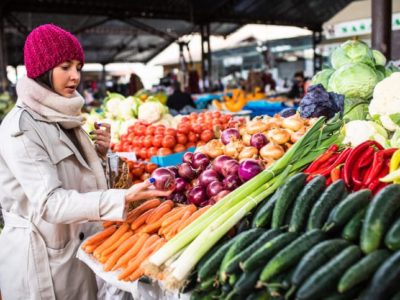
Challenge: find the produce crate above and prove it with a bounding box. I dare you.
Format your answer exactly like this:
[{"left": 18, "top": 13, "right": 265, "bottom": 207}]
[
  {"left": 243, "top": 100, "right": 298, "bottom": 118},
  {"left": 150, "top": 147, "right": 196, "bottom": 167}
]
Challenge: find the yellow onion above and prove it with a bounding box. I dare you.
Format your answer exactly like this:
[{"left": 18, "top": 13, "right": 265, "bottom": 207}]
[
  {"left": 266, "top": 129, "right": 291, "bottom": 145},
  {"left": 238, "top": 146, "right": 259, "bottom": 160},
  {"left": 260, "top": 143, "right": 285, "bottom": 160},
  {"left": 203, "top": 139, "right": 224, "bottom": 158},
  {"left": 242, "top": 133, "right": 252, "bottom": 146},
  {"left": 246, "top": 119, "right": 268, "bottom": 134},
  {"left": 282, "top": 115, "right": 305, "bottom": 132},
  {"left": 224, "top": 140, "right": 244, "bottom": 159}
]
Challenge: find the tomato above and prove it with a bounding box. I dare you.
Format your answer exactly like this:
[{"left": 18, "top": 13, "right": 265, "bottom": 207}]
[
  {"left": 188, "top": 132, "right": 198, "bottom": 143},
  {"left": 198, "top": 112, "right": 205, "bottom": 118},
  {"left": 173, "top": 144, "right": 186, "bottom": 153},
  {"left": 186, "top": 142, "right": 196, "bottom": 148},
  {"left": 166, "top": 128, "right": 176, "bottom": 136},
  {"left": 139, "top": 148, "right": 148, "bottom": 159},
  {"left": 212, "top": 111, "right": 221, "bottom": 118},
  {"left": 191, "top": 123, "right": 202, "bottom": 134},
  {"left": 197, "top": 117, "right": 205, "bottom": 124},
  {"left": 135, "top": 124, "right": 147, "bottom": 136},
  {"left": 127, "top": 126, "right": 135, "bottom": 134},
  {"left": 145, "top": 163, "right": 158, "bottom": 173},
  {"left": 131, "top": 165, "right": 144, "bottom": 177},
  {"left": 157, "top": 147, "right": 173, "bottom": 156},
  {"left": 145, "top": 125, "right": 156, "bottom": 136},
  {"left": 137, "top": 136, "right": 145, "bottom": 147},
  {"left": 155, "top": 127, "right": 165, "bottom": 135},
  {"left": 181, "top": 116, "right": 190, "bottom": 123},
  {"left": 176, "top": 133, "right": 188, "bottom": 145},
  {"left": 200, "top": 129, "right": 214, "bottom": 142},
  {"left": 147, "top": 147, "right": 158, "bottom": 158},
  {"left": 152, "top": 134, "right": 163, "bottom": 147},
  {"left": 177, "top": 123, "right": 190, "bottom": 135},
  {"left": 212, "top": 119, "right": 221, "bottom": 126},
  {"left": 132, "top": 147, "right": 140, "bottom": 154},
  {"left": 162, "top": 135, "right": 177, "bottom": 149},
  {"left": 190, "top": 112, "right": 198, "bottom": 119},
  {"left": 143, "top": 135, "right": 153, "bottom": 148}
]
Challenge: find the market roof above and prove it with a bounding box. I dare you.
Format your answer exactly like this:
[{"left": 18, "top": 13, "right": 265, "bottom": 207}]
[{"left": 2, "top": 0, "right": 354, "bottom": 66}]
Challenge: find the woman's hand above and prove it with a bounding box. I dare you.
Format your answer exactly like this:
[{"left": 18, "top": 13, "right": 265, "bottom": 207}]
[
  {"left": 91, "top": 122, "right": 111, "bottom": 157},
  {"left": 125, "top": 179, "right": 172, "bottom": 203}
]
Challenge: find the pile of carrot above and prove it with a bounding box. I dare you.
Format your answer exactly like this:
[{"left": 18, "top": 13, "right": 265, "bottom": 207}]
[{"left": 81, "top": 199, "right": 210, "bottom": 281}]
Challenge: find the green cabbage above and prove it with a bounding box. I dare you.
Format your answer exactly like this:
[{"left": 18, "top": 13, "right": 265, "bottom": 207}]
[
  {"left": 373, "top": 49, "right": 387, "bottom": 66},
  {"left": 328, "top": 63, "right": 378, "bottom": 99},
  {"left": 343, "top": 98, "right": 369, "bottom": 122},
  {"left": 311, "top": 69, "right": 334, "bottom": 89},
  {"left": 331, "top": 40, "right": 375, "bottom": 69}
]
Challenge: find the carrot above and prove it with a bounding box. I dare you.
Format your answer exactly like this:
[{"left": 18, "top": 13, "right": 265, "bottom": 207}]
[
  {"left": 127, "top": 268, "right": 144, "bottom": 281},
  {"left": 118, "top": 238, "right": 165, "bottom": 281},
  {"left": 101, "top": 231, "right": 133, "bottom": 258},
  {"left": 146, "top": 200, "right": 174, "bottom": 224},
  {"left": 164, "top": 209, "right": 193, "bottom": 240},
  {"left": 177, "top": 205, "right": 210, "bottom": 232},
  {"left": 103, "top": 233, "right": 141, "bottom": 272},
  {"left": 93, "top": 223, "right": 130, "bottom": 258},
  {"left": 83, "top": 239, "right": 104, "bottom": 254},
  {"left": 99, "top": 253, "right": 112, "bottom": 264},
  {"left": 161, "top": 205, "right": 195, "bottom": 228},
  {"left": 113, "top": 233, "right": 151, "bottom": 270},
  {"left": 137, "top": 222, "right": 162, "bottom": 234},
  {"left": 130, "top": 209, "right": 155, "bottom": 231},
  {"left": 82, "top": 225, "right": 117, "bottom": 248},
  {"left": 125, "top": 199, "right": 161, "bottom": 223},
  {"left": 102, "top": 221, "right": 116, "bottom": 228}
]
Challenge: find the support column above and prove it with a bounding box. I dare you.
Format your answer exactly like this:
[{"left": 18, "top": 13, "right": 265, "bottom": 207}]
[
  {"left": 200, "top": 23, "right": 212, "bottom": 92},
  {"left": 312, "top": 30, "right": 323, "bottom": 74},
  {"left": 0, "top": 10, "right": 8, "bottom": 92},
  {"left": 372, "top": 0, "right": 392, "bottom": 59},
  {"left": 100, "top": 64, "right": 107, "bottom": 99}
]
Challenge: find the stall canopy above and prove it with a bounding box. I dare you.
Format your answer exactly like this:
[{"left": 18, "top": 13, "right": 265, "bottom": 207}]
[{"left": 1, "top": 0, "right": 354, "bottom": 66}]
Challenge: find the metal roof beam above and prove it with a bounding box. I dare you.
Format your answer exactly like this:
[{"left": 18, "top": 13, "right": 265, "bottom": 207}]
[
  {"left": 117, "top": 17, "right": 177, "bottom": 41},
  {"left": 73, "top": 17, "right": 111, "bottom": 35},
  {"left": 5, "top": 13, "right": 28, "bottom": 35}
]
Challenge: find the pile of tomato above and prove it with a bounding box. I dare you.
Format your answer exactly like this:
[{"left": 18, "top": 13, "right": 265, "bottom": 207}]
[{"left": 113, "top": 112, "right": 233, "bottom": 160}]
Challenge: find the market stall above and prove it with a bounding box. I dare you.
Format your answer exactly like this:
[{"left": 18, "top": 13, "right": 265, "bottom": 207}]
[{"left": 76, "top": 39, "right": 400, "bottom": 300}]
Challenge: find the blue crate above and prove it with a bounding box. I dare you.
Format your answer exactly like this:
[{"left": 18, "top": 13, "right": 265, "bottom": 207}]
[
  {"left": 150, "top": 147, "right": 196, "bottom": 167},
  {"left": 243, "top": 100, "right": 298, "bottom": 118}
]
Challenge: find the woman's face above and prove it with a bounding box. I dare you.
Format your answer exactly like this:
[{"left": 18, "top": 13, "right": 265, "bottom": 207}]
[{"left": 52, "top": 60, "right": 82, "bottom": 98}]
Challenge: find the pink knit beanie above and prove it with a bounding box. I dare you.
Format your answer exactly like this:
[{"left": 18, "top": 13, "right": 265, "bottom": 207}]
[{"left": 24, "top": 24, "right": 84, "bottom": 79}]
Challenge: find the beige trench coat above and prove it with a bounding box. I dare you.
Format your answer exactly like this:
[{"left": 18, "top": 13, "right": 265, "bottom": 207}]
[{"left": 0, "top": 105, "right": 126, "bottom": 300}]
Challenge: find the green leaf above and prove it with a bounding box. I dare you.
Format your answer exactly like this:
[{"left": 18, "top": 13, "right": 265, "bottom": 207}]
[{"left": 389, "top": 113, "right": 400, "bottom": 126}]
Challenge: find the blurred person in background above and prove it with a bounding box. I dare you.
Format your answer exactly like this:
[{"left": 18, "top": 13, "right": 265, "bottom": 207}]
[
  {"left": 128, "top": 72, "right": 144, "bottom": 95},
  {"left": 288, "top": 71, "right": 306, "bottom": 101},
  {"left": 166, "top": 81, "right": 196, "bottom": 112}
]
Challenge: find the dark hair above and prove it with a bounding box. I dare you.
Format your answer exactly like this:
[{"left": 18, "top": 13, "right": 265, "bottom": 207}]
[
  {"left": 35, "top": 70, "right": 53, "bottom": 90},
  {"left": 294, "top": 71, "right": 304, "bottom": 79}
]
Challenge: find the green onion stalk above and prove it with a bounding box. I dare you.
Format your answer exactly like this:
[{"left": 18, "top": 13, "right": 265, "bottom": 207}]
[{"left": 145, "top": 115, "right": 344, "bottom": 290}]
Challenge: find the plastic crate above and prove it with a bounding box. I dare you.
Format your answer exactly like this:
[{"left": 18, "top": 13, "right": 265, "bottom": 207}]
[{"left": 150, "top": 147, "right": 196, "bottom": 167}]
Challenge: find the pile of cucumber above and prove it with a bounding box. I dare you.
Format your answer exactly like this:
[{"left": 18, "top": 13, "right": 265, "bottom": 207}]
[{"left": 189, "top": 173, "right": 400, "bottom": 300}]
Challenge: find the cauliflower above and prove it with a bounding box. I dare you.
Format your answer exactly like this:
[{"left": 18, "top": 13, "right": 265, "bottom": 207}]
[
  {"left": 369, "top": 72, "right": 400, "bottom": 131},
  {"left": 343, "top": 120, "right": 389, "bottom": 148},
  {"left": 138, "top": 97, "right": 169, "bottom": 123}
]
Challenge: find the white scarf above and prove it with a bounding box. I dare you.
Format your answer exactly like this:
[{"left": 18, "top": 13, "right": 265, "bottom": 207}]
[{"left": 16, "top": 76, "right": 108, "bottom": 190}]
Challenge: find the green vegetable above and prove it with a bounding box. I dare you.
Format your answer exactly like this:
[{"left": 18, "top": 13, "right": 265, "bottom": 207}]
[
  {"left": 233, "top": 269, "right": 262, "bottom": 295},
  {"left": 373, "top": 49, "right": 387, "bottom": 66},
  {"left": 311, "top": 69, "right": 334, "bottom": 90},
  {"left": 331, "top": 40, "right": 375, "bottom": 69},
  {"left": 342, "top": 208, "right": 366, "bottom": 242},
  {"left": 385, "top": 218, "right": 400, "bottom": 251},
  {"left": 252, "top": 190, "right": 280, "bottom": 228},
  {"left": 361, "top": 185, "right": 400, "bottom": 254},
  {"left": 343, "top": 97, "right": 370, "bottom": 122}
]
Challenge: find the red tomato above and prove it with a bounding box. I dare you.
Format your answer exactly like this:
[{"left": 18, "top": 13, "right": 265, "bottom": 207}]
[
  {"left": 176, "top": 133, "right": 188, "bottom": 145},
  {"left": 197, "top": 117, "right": 205, "bottom": 124},
  {"left": 157, "top": 148, "right": 173, "bottom": 156},
  {"left": 212, "top": 119, "right": 221, "bottom": 126},
  {"left": 198, "top": 112, "right": 205, "bottom": 118},
  {"left": 188, "top": 132, "right": 198, "bottom": 143},
  {"left": 205, "top": 111, "right": 213, "bottom": 118},
  {"left": 143, "top": 135, "right": 153, "bottom": 148},
  {"left": 212, "top": 111, "right": 221, "bottom": 118},
  {"left": 181, "top": 116, "right": 190, "bottom": 123},
  {"left": 135, "top": 124, "right": 147, "bottom": 136},
  {"left": 190, "top": 112, "right": 198, "bottom": 119},
  {"left": 173, "top": 144, "right": 186, "bottom": 153},
  {"left": 162, "top": 135, "right": 177, "bottom": 149},
  {"left": 191, "top": 123, "right": 202, "bottom": 134},
  {"left": 132, "top": 147, "right": 140, "bottom": 154},
  {"left": 145, "top": 125, "right": 156, "bottom": 136},
  {"left": 127, "top": 126, "right": 135, "bottom": 134},
  {"left": 152, "top": 134, "right": 163, "bottom": 148},
  {"left": 131, "top": 165, "right": 144, "bottom": 177},
  {"left": 177, "top": 123, "right": 191, "bottom": 135},
  {"left": 186, "top": 142, "right": 196, "bottom": 148},
  {"left": 127, "top": 133, "right": 135, "bottom": 141},
  {"left": 166, "top": 128, "right": 176, "bottom": 136},
  {"left": 139, "top": 148, "right": 147, "bottom": 159},
  {"left": 200, "top": 129, "right": 214, "bottom": 142},
  {"left": 155, "top": 127, "right": 165, "bottom": 135},
  {"left": 145, "top": 163, "right": 158, "bottom": 173},
  {"left": 120, "top": 133, "right": 127, "bottom": 141},
  {"left": 148, "top": 147, "right": 158, "bottom": 158}
]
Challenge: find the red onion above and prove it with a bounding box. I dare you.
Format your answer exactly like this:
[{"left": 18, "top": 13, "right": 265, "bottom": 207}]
[
  {"left": 222, "top": 159, "right": 240, "bottom": 178},
  {"left": 192, "top": 152, "right": 210, "bottom": 171},
  {"left": 238, "top": 159, "right": 263, "bottom": 182},
  {"left": 221, "top": 128, "right": 241, "bottom": 145},
  {"left": 182, "top": 152, "right": 194, "bottom": 164},
  {"left": 206, "top": 181, "right": 225, "bottom": 198},
  {"left": 151, "top": 168, "right": 176, "bottom": 191},
  {"left": 166, "top": 166, "right": 179, "bottom": 178},
  {"left": 178, "top": 163, "right": 197, "bottom": 180},
  {"left": 187, "top": 186, "right": 208, "bottom": 206},
  {"left": 250, "top": 133, "right": 268, "bottom": 150},
  {"left": 212, "top": 155, "right": 232, "bottom": 175},
  {"left": 223, "top": 175, "right": 242, "bottom": 191},
  {"left": 170, "top": 192, "right": 187, "bottom": 204},
  {"left": 198, "top": 169, "right": 220, "bottom": 187},
  {"left": 175, "top": 178, "right": 189, "bottom": 193}
]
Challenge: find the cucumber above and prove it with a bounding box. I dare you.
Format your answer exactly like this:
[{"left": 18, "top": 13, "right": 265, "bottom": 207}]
[
  {"left": 196, "top": 237, "right": 227, "bottom": 272},
  {"left": 241, "top": 232, "right": 298, "bottom": 272},
  {"left": 272, "top": 173, "right": 307, "bottom": 229},
  {"left": 252, "top": 189, "right": 280, "bottom": 228},
  {"left": 228, "top": 273, "right": 239, "bottom": 287},
  {"left": 296, "top": 245, "right": 363, "bottom": 300},
  {"left": 290, "top": 239, "right": 350, "bottom": 289},
  {"left": 385, "top": 218, "right": 400, "bottom": 251},
  {"left": 307, "top": 179, "right": 347, "bottom": 231},
  {"left": 234, "top": 268, "right": 262, "bottom": 295},
  {"left": 289, "top": 175, "right": 326, "bottom": 233},
  {"left": 324, "top": 189, "right": 371, "bottom": 231},
  {"left": 338, "top": 249, "right": 391, "bottom": 293},
  {"left": 361, "top": 184, "right": 400, "bottom": 254},
  {"left": 246, "top": 289, "right": 271, "bottom": 300},
  {"left": 225, "top": 229, "right": 281, "bottom": 274},
  {"left": 197, "top": 237, "right": 239, "bottom": 281},
  {"left": 361, "top": 250, "right": 400, "bottom": 300},
  {"left": 324, "top": 285, "right": 365, "bottom": 300},
  {"left": 220, "top": 228, "right": 264, "bottom": 281},
  {"left": 341, "top": 208, "right": 366, "bottom": 242},
  {"left": 198, "top": 276, "right": 215, "bottom": 291},
  {"left": 259, "top": 229, "right": 325, "bottom": 282}
]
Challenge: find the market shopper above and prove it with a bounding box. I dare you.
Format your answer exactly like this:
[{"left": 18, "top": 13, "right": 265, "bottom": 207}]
[{"left": 0, "top": 24, "right": 170, "bottom": 300}]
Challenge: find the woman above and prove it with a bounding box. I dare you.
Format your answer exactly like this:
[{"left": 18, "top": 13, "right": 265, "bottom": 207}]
[{"left": 0, "top": 24, "right": 170, "bottom": 300}]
